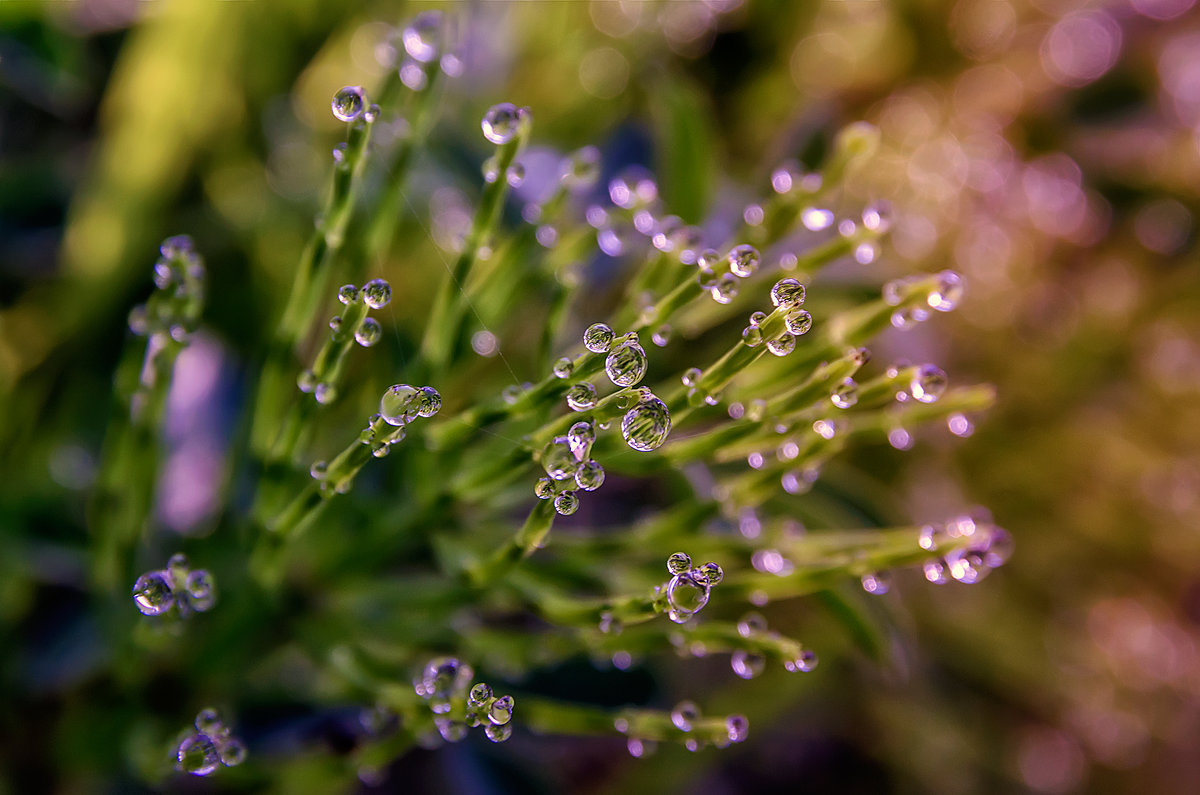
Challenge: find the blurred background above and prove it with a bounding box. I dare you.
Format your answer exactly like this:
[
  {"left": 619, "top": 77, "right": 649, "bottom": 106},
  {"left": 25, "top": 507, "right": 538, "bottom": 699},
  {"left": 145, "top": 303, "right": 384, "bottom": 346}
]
[{"left": 2, "top": 0, "right": 1199, "bottom": 792}]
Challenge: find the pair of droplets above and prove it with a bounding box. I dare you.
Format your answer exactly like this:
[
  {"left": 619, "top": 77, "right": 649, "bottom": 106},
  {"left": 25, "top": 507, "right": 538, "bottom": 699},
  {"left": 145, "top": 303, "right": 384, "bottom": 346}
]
[{"left": 131, "top": 554, "right": 215, "bottom": 618}]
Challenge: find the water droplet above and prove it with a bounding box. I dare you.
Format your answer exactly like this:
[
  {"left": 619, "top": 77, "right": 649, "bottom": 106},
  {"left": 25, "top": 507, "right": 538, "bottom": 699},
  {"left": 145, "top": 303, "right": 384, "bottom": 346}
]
[
  {"left": 671, "top": 701, "right": 700, "bottom": 732},
  {"left": 666, "top": 571, "right": 710, "bottom": 622},
  {"left": 402, "top": 10, "right": 443, "bottom": 62},
  {"left": 743, "top": 204, "right": 765, "bottom": 226},
  {"left": 176, "top": 734, "right": 220, "bottom": 776},
  {"left": 788, "top": 649, "right": 818, "bottom": 673},
  {"left": 861, "top": 571, "right": 891, "bottom": 594},
  {"left": 560, "top": 146, "right": 601, "bottom": 190},
  {"left": 468, "top": 683, "right": 493, "bottom": 708},
  {"left": 567, "top": 421, "right": 595, "bottom": 461},
  {"left": 728, "top": 244, "right": 760, "bottom": 278},
  {"left": 362, "top": 278, "right": 392, "bottom": 309},
  {"left": 855, "top": 242, "right": 878, "bottom": 264},
  {"left": 651, "top": 325, "right": 671, "bottom": 347},
  {"left": 195, "top": 709, "right": 224, "bottom": 736},
  {"left": 652, "top": 215, "right": 683, "bottom": 252},
  {"left": 667, "top": 552, "right": 692, "bottom": 574},
  {"left": 566, "top": 382, "right": 597, "bottom": 411},
  {"left": 328, "top": 315, "right": 343, "bottom": 333},
  {"left": 891, "top": 306, "right": 929, "bottom": 329},
  {"left": 481, "top": 103, "right": 526, "bottom": 145},
  {"left": 219, "top": 739, "right": 246, "bottom": 767},
  {"left": 420, "top": 657, "right": 472, "bottom": 709},
  {"left": 766, "top": 333, "right": 795, "bottom": 357},
  {"left": 831, "top": 378, "right": 858, "bottom": 408},
  {"left": 332, "top": 142, "right": 347, "bottom": 166},
  {"left": 682, "top": 368, "right": 702, "bottom": 387},
  {"left": 297, "top": 369, "right": 318, "bottom": 393},
  {"left": 380, "top": 384, "right": 418, "bottom": 425},
  {"left": 947, "top": 412, "right": 974, "bottom": 437},
  {"left": 911, "top": 364, "right": 947, "bottom": 403},
  {"left": 488, "top": 695, "right": 515, "bottom": 725},
  {"left": 737, "top": 612, "right": 767, "bottom": 638},
  {"left": 314, "top": 383, "right": 338, "bottom": 405},
  {"left": 536, "top": 224, "right": 558, "bottom": 248},
  {"left": 332, "top": 86, "right": 368, "bottom": 122},
  {"left": 355, "top": 317, "right": 382, "bottom": 347},
  {"left": 742, "top": 326, "right": 763, "bottom": 347},
  {"left": 440, "top": 53, "right": 463, "bottom": 77},
  {"left": 862, "top": 201, "right": 892, "bottom": 233},
  {"left": 928, "top": 270, "right": 964, "bottom": 311},
  {"left": 554, "top": 491, "right": 579, "bottom": 515},
  {"left": 628, "top": 737, "right": 656, "bottom": 757},
  {"left": 575, "top": 460, "right": 605, "bottom": 491},
  {"left": 696, "top": 561, "right": 723, "bottom": 585},
  {"left": 731, "top": 649, "right": 766, "bottom": 679},
  {"left": 710, "top": 273, "right": 739, "bottom": 304},
  {"left": 132, "top": 571, "right": 174, "bottom": 616},
  {"left": 534, "top": 477, "right": 554, "bottom": 499},
  {"left": 726, "top": 715, "right": 750, "bottom": 743},
  {"left": 605, "top": 341, "right": 647, "bottom": 387},
  {"left": 924, "top": 558, "right": 949, "bottom": 584},
  {"left": 506, "top": 162, "right": 526, "bottom": 188},
  {"left": 583, "top": 323, "right": 615, "bottom": 353},
  {"left": 785, "top": 310, "right": 813, "bottom": 336},
  {"left": 553, "top": 357, "right": 574, "bottom": 378},
  {"left": 184, "top": 570, "right": 216, "bottom": 611},
  {"left": 697, "top": 248, "right": 721, "bottom": 271},
  {"left": 542, "top": 437, "right": 579, "bottom": 480},
  {"left": 363, "top": 104, "right": 380, "bottom": 123},
  {"left": 372, "top": 441, "right": 391, "bottom": 458},
  {"left": 482, "top": 156, "right": 500, "bottom": 183},
  {"left": 338, "top": 284, "right": 359, "bottom": 305},
  {"left": 484, "top": 723, "right": 512, "bottom": 743},
  {"left": 801, "top": 207, "right": 834, "bottom": 231},
  {"left": 621, "top": 395, "right": 670, "bottom": 451}
]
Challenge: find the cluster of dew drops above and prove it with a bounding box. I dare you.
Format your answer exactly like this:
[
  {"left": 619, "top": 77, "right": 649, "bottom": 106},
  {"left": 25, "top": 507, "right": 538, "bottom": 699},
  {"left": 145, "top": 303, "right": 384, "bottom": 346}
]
[
  {"left": 414, "top": 657, "right": 516, "bottom": 744},
  {"left": 175, "top": 709, "right": 246, "bottom": 777},
  {"left": 536, "top": 322, "right": 670, "bottom": 515},
  {"left": 131, "top": 554, "right": 215, "bottom": 618},
  {"left": 657, "top": 552, "right": 724, "bottom": 624}
]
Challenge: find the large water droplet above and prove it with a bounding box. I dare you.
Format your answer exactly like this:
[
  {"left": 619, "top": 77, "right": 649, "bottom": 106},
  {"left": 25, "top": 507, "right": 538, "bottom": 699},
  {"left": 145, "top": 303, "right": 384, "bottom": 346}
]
[
  {"left": 605, "top": 341, "right": 648, "bottom": 387},
  {"left": 542, "top": 437, "right": 579, "bottom": 480},
  {"left": 621, "top": 395, "right": 670, "bottom": 451},
  {"left": 785, "top": 310, "right": 813, "bottom": 336},
  {"left": 380, "top": 384, "right": 419, "bottom": 425},
  {"left": 481, "top": 103, "right": 525, "bottom": 145},
  {"left": 554, "top": 491, "right": 579, "bottom": 515},
  {"left": 176, "top": 734, "right": 220, "bottom": 776},
  {"left": 575, "top": 460, "right": 605, "bottom": 491},
  {"left": 332, "top": 86, "right": 367, "bottom": 122},
  {"left": 771, "top": 278, "right": 805, "bottom": 309},
  {"left": 766, "top": 333, "right": 795, "bottom": 356},
  {"left": 567, "top": 421, "right": 595, "bottom": 461},
  {"left": 667, "top": 552, "right": 692, "bottom": 575},
  {"left": 362, "top": 278, "right": 392, "bottom": 309},
  {"left": 355, "top": 317, "right": 382, "bottom": 347},
  {"left": 484, "top": 723, "right": 512, "bottom": 743},
  {"left": 583, "top": 323, "right": 615, "bottom": 353},
  {"left": 728, "top": 244, "right": 760, "bottom": 278},
  {"left": 338, "top": 284, "right": 359, "bottom": 305},
  {"left": 666, "top": 571, "right": 710, "bottom": 621},
  {"left": 566, "top": 382, "right": 597, "bottom": 411},
  {"left": 132, "top": 571, "right": 174, "bottom": 616},
  {"left": 488, "top": 695, "right": 515, "bottom": 726},
  {"left": 553, "top": 357, "right": 574, "bottom": 379},
  {"left": 219, "top": 739, "right": 246, "bottom": 767}
]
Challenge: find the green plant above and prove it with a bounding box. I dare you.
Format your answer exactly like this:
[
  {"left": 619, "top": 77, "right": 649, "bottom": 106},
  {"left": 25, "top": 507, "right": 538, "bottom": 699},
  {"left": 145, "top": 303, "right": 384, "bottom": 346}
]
[{"left": 10, "top": 7, "right": 1011, "bottom": 791}]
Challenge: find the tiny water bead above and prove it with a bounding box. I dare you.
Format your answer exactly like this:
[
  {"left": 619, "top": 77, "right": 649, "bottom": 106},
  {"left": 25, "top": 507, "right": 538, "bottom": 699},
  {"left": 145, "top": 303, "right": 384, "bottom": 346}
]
[
  {"left": 784, "top": 649, "right": 819, "bottom": 673},
  {"left": 727, "top": 244, "right": 760, "bottom": 278},
  {"left": 506, "top": 162, "right": 526, "bottom": 188},
  {"left": 560, "top": 146, "right": 602, "bottom": 190},
  {"left": 667, "top": 552, "right": 692, "bottom": 575},
  {"left": 338, "top": 284, "right": 359, "bottom": 304},
  {"left": 621, "top": 394, "right": 671, "bottom": 452},
  {"left": 910, "top": 364, "right": 948, "bottom": 403},
  {"left": 567, "top": 420, "right": 595, "bottom": 460},
  {"left": 742, "top": 325, "right": 763, "bottom": 347},
  {"left": 731, "top": 649, "right": 766, "bottom": 679},
  {"left": 362, "top": 278, "right": 392, "bottom": 309},
  {"left": 132, "top": 570, "right": 173, "bottom": 616},
  {"left": 861, "top": 571, "right": 891, "bottom": 595},
  {"left": 671, "top": 701, "right": 700, "bottom": 732},
  {"left": 355, "top": 317, "right": 382, "bottom": 347},
  {"left": 681, "top": 368, "right": 702, "bottom": 387},
  {"left": 534, "top": 477, "right": 555, "bottom": 499},
  {"left": 651, "top": 325, "right": 671, "bottom": 347},
  {"left": 566, "top": 382, "right": 597, "bottom": 411},
  {"left": 605, "top": 340, "right": 648, "bottom": 387},
  {"left": 831, "top": 378, "right": 858, "bottom": 409},
  {"left": 583, "top": 322, "right": 615, "bottom": 353},
  {"left": 176, "top": 735, "right": 219, "bottom": 777},
  {"left": 737, "top": 612, "right": 768, "bottom": 638},
  {"left": 481, "top": 103, "right": 528, "bottom": 145},
  {"left": 402, "top": 10, "right": 443, "bottom": 62},
  {"left": 553, "top": 357, "right": 574, "bottom": 378},
  {"left": 726, "top": 715, "right": 750, "bottom": 744},
  {"left": 928, "top": 270, "right": 965, "bottom": 311},
  {"left": 710, "top": 273, "right": 739, "bottom": 304},
  {"left": 332, "top": 86, "right": 368, "bottom": 122}
]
